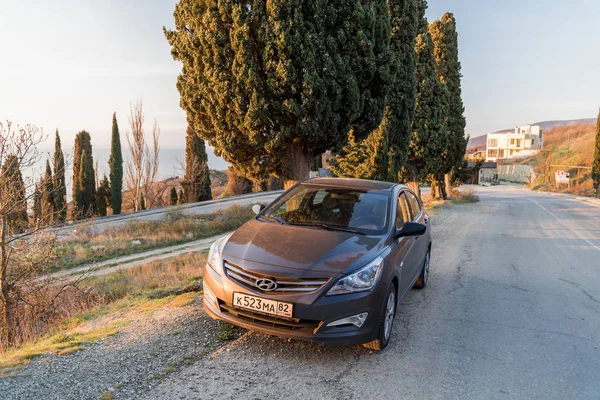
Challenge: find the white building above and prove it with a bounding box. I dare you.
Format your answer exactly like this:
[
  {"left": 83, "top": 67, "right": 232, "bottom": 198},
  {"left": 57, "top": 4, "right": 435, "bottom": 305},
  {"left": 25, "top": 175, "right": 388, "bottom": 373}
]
[{"left": 485, "top": 124, "right": 544, "bottom": 162}]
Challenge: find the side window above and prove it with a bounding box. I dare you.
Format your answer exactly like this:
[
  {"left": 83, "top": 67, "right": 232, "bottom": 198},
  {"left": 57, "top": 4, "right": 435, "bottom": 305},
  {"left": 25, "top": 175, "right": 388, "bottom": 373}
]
[
  {"left": 311, "top": 190, "right": 328, "bottom": 206},
  {"left": 396, "top": 193, "right": 411, "bottom": 230},
  {"left": 271, "top": 187, "right": 308, "bottom": 217},
  {"left": 405, "top": 192, "right": 422, "bottom": 221}
]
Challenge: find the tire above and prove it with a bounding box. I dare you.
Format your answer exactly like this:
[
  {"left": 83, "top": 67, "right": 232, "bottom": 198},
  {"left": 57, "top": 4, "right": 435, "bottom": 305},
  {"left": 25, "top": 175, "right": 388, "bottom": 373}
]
[
  {"left": 413, "top": 248, "right": 430, "bottom": 289},
  {"left": 363, "top": 284, "right": 396, "bottom": 351}
]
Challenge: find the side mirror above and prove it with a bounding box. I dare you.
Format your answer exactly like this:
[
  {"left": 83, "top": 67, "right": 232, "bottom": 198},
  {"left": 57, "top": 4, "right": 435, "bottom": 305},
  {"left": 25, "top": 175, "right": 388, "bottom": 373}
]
[
  {"left": 252, "top": 204, "right": 265, "bottom": 215},
  {"left": 396, "top": 222, "right": 426, "bottom": 238}
]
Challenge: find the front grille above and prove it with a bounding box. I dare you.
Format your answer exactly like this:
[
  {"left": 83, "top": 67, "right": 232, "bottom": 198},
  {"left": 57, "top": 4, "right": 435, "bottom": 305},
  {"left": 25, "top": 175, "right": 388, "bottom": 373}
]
[
  {"left": 223, "top": 260, "right": 329, "bottom": 294},
  {"left": 219, "top": 302, "right": 321, "bottom": 333}
]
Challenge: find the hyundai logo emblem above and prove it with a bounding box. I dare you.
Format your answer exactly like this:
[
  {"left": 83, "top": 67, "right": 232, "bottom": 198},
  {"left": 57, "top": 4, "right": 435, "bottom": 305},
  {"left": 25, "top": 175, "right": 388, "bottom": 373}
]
[{"left": 256, "top": 278, "right": 278, "bottom": 291}]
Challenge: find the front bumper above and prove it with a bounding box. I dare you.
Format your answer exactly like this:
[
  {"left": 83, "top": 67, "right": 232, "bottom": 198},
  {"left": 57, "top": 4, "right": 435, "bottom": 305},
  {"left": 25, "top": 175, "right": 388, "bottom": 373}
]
[{"left": 202, "top": 264, "right": 387, "bottom": 346}]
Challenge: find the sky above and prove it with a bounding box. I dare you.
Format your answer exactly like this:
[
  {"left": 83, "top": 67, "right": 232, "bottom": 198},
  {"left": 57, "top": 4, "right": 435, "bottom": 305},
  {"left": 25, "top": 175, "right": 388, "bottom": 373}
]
[{"left": 1, "top": 0, "right": 599, "bottom": 169}]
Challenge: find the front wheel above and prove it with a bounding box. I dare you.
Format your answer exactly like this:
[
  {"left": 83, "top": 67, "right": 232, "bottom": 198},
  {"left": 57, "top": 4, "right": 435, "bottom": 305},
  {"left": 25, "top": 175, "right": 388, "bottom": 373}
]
[
  {"left": 413, "top": 248, "right": 430, "bottom": 289},
  {"left": 363, "top": 284, "right": 396, "bottom": 351}
]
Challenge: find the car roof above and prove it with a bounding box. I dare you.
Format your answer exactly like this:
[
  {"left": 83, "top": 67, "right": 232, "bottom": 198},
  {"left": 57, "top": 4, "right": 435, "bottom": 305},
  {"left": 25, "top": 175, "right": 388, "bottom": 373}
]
[{"left": 303, "top": 177, "right": 402, "bottom": 191}]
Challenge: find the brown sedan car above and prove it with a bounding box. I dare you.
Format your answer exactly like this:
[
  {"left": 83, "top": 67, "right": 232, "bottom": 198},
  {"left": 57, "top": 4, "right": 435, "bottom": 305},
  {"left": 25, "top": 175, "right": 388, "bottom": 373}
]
[{"left": 203, "top": 178, "right": 431, "bottom": 350}]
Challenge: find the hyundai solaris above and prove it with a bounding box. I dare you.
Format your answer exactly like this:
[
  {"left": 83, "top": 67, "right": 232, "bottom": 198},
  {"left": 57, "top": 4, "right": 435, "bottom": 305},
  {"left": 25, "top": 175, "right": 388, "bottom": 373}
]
[{"left": 203, "top": 178, "right": 431, "bottom": 350}]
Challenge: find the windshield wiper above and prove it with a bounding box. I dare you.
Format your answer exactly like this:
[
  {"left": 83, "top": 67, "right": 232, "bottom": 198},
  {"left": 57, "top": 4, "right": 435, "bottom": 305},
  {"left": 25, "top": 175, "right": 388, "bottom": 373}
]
[
  {"left": 289, "top": 221, "right": 364, "bottom": 235},
  {"left": 260, "top": 214, "right": 287, "bottom": 225}
]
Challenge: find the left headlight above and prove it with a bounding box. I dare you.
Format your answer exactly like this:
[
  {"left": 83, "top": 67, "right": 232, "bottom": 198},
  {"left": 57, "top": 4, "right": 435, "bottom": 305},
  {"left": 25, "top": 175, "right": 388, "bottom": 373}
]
[
  {"left": 206, "top": 234, "right": 232, "bottom": 276},
  {"left": 326, "top": 256, "right": 384, "bottom": 296}
]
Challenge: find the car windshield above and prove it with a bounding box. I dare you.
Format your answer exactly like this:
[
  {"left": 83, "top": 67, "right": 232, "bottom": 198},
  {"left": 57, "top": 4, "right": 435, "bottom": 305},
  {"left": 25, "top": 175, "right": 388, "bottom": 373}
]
[{"left": 260, "top": 185, "right": 390, "bottom": 235}]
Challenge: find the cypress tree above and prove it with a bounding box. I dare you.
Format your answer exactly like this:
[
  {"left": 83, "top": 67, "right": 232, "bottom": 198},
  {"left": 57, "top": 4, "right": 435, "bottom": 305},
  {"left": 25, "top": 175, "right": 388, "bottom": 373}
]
[
  {"left": 182, "top": 126, "right": 212, "bottom": 202},
  {"left": 95, "top": 177, "right": 108, "bottom": 217},
  {"left": 164, "top": 0, "right": 393, "bottom": 186},
  {"left": 331, "top": 0, "right": 420, "bottom": 182},
  {"left": 41, "top": 160, "right": 55, "bottom": 223},
  {"left": 53, "top": 130, "right": 67, "bottom": 221},
  {"left": 383, "top": 0, "right": 420, "bottom": 180},
  {"left": 108, "top": 113, "right": 123, "bottom": 214},
  {"left": 99, "top": 175, "right": 111, "bottom": 211},
  {"left": 0, "top": 155, "right": 28, "bottom": 233},
  {"left": 404, "top": 8, "right": 449, "bottom": 199},
  {"left": 73, "top": 131, "right": 95, "bottom": 219},
  {"left": 33, "top": 182, "right": 42, "bottom": 225},
  {"left": 593, "top": 109, "right": 600, "bottom": 198},
  {"left": 170, "top": 187, "right": 178, "bottom": 206},
  {"left": 429, "top": 13, "right": 467, "bottom": 194},
  {"left": 330, "top": 128, "right": 390, "bottom": 180}
]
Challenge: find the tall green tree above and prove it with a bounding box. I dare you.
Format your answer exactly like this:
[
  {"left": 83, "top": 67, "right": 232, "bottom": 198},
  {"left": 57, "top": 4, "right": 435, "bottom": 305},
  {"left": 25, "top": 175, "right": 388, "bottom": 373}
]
[
  {"left": 164, "top": 0, "right": 393, "bottom": 187},
  {"left": 404, "top": 7, "right": 449, "bottom": 198},
  {"left": 108, "top": 113, "right": 123, "bottom": 214},
  {"left": 429, "top": 12, "right": 467, "bottom": 194},
  {"left": 33, "top": 182, "right": 42, "bottom": 225},
  {"left": 332, "top": 0, "right": 420, "bottom": 181},
  {"left": 94, "top": 175, "right": 108, "bottom": 217},
  {"left": 593, "top": 109, "right": 600, "bottom": 198},
  {"left": 41, "top": 160, "right": 55, "bottom": 223},
  {"left": 99, "top": 175, "right": 111, "bottom": 211},
  {"left": 53, "top": 130, "right": 67, "bottom": 221},
  {"left": 0, "top": 155, "right": 28, "bottom": 233},
  {"left": 182, "top": 126, "right": 212, "bottom": 202},
  {"left": 330, "top": 127, "right": 390, "bottom": 180},
  {"left": 72, "top": 131, "right": 95, "bottom": 218}
]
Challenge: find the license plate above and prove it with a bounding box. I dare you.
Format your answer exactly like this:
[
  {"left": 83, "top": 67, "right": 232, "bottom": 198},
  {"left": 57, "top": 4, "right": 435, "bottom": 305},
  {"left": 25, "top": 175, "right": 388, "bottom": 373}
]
[{"left": 232, "top": 292, "right": 293, "bottom": 319}]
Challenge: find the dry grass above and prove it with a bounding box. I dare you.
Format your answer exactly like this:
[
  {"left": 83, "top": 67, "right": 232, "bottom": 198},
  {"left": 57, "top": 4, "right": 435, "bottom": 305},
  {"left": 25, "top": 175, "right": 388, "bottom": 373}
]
[
  {"left": 0, "top": 252, "right": 207, "bottom": 369},
  {"left": 86, "top": 252, "right": 206, "bottom": 302},
  {"left": 527, "top": 123, "right": 596, "bottom": 196},
  {"left": 448, "top": 188, "right": 480, "bottom": 203},
  {"left": 55, "top": 204, "right": 253, "bottom": 271}
]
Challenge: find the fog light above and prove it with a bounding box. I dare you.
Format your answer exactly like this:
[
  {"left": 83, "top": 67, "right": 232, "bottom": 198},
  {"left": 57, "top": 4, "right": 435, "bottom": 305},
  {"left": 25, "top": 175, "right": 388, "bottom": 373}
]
[
  {"left": 203, "top": 280, "right": 217, "bottom": 307},
  {"left": 327, "top": 312, "right": 368, "bottom": 328}
]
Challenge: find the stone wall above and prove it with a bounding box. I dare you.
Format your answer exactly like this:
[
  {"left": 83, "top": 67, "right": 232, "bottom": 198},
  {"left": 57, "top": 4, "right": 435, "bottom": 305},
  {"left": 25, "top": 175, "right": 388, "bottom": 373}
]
[
  {"left": 479, "top": 168, "right": 498, "bottom": 183},
  {"left": 497, "top": 164, "right": 536, "bottom": 184}
]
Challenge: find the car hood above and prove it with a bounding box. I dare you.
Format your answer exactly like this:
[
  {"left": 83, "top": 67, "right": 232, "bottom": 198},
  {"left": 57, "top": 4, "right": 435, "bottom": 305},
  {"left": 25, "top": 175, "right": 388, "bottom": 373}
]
[{"left": 221, "top": 219, "right": 387, "bottom": 279}]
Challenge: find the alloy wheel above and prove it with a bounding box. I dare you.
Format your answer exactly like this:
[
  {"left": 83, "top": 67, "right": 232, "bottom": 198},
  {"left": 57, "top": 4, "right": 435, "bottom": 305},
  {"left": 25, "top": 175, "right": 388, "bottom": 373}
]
[
  {"left": 383, "top": 291, "right": 395, "bottom": 340},
  {"left": 423, "top": 251, "right": 430, "bottom": 284}
]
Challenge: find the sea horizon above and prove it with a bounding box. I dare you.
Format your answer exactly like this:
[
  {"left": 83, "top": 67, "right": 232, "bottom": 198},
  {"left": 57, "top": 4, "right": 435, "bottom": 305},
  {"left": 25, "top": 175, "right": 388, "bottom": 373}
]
[{"left": 24, "top": 146, "right": 229, "bottom": 200}]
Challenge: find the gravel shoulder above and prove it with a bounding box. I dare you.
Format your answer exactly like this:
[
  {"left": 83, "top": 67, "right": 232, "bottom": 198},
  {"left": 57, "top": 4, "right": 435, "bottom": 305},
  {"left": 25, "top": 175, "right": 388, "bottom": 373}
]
[{"left": 0, "top": 293, "right": 245, "bottom": 400}]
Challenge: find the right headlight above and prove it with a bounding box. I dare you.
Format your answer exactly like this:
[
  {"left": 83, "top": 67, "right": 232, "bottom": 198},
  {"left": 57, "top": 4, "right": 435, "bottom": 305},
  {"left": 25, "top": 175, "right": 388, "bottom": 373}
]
[
  {"left": 206, "top": 234, "right": 231, "bottom": 276},
  {"left": 326, "top": 256, "right": 384, "bottom": 296}
]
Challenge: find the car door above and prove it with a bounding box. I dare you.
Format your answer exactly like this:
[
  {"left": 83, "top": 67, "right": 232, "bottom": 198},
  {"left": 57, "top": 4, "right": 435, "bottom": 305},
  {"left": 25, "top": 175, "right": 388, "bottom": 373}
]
[
  {"left": 404, "top": 190, "right": 429, "bottom": 276},
  {"left": 390, "top": 191, "right": 421, "bottom": 298}
]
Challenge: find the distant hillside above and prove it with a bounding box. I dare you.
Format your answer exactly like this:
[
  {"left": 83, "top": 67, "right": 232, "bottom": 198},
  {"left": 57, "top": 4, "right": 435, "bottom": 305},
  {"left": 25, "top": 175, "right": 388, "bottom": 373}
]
[
  {"left": 526, "top": 122, "right": 596, "bottom": 196},
  {"left": 467, "top": 134, "right": 487, "bottom": 150},
  {"left": 494, "top": 118, "right": 596, "bottom": 133},
  {"left": 468, "top": 118, "right": 596, "bottom": 149}
]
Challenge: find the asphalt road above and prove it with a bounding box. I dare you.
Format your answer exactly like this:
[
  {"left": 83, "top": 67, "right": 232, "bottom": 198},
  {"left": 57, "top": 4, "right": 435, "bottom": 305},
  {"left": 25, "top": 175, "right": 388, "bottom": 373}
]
[{"left": 149, "top": 184, "right": 600, "bottom": 400}]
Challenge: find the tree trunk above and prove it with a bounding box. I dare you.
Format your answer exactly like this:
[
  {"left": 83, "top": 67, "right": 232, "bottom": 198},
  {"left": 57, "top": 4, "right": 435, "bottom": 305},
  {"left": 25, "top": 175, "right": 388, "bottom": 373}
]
[
  {"left": 438, "top": 178, "right": 447, "bottom": 200},
  {"left": 253, "top": 180, "right": 268, "bottom": 193},
  {"left": 596, "top": 185, "right": 600, "bottom": 199},
  {"left": 284, "top": 143, "right": 312, "bottom": 190},
  {"left": 406, "top": 165, "right": 421, "bottom": 198},
  {"left": 429, "top": 179, "right": 439, "bottom": 200},
  {"left": 444, "top": 173, "right": 452, "bottom": 195},
  {"left": 0, "top": 216, "right": 12, "bottom": 349}
]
